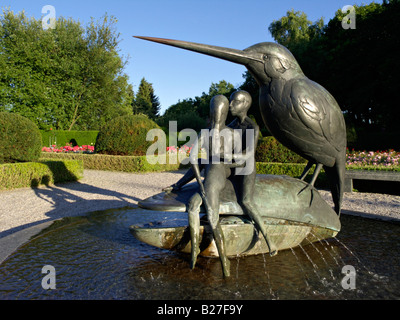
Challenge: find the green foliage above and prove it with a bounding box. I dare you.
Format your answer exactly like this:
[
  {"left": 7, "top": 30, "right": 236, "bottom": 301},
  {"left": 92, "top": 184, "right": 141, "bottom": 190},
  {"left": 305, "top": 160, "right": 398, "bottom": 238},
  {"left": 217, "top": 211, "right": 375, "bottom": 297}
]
[
  {"left": 255, "top": 137, "right": 306, "bottom": 163},
  {"left": 40, "top": 153, "right": 184, "bottom": 173},
  {"left": 95, "top": 114, "right": 160, "bottom": 156},
  {"left": 264, "top": 2, "right": 400, "bottom": 150},
  {"left": 346, "top": 165, "right": 400, "bottom": 172},
  {"left": 40, "top": 130, "right": 99, "bottom": 147},
  {"left": 256, "top": 162, "right": 328, "bottom": 188},
  {"left": 268, "top": 9, "right": 324, "bottom": 51},
  {"left": 158, "top": 107, "right": 207, "bottom": 132},
  {"left": 159, "top": 80, "right": 235, "bottom": 131},
  {"left": 316, "top": 2, "right": 399, "bottom": 132},
  {"left": 0, "top": 160, "right": 83, "bottom": 190},
  {"left": 132, "top": 78, "right": 160, "bottom": 120},
  {"left": 0, "top": 112, "right": 42, "bottom": 163},
  {"left": 0, "top": 9, "right": 133, "bottom": 130},
  {"left": 256, "top": 162, "right": 309, "bottom": 176}
]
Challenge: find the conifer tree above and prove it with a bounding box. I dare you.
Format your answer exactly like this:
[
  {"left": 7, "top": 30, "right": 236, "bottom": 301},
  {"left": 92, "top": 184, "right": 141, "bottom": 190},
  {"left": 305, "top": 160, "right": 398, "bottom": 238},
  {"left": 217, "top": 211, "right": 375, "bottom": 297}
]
[{"left": 132, "top": 77, "right": 160, "bottom": 120}]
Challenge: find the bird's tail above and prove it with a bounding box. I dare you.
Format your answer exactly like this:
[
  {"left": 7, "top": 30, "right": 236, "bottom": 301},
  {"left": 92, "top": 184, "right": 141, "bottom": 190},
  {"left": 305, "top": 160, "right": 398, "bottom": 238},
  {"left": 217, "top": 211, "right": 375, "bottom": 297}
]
[{"left": 324, "top": 153, "right": 346, "bottom": 216}]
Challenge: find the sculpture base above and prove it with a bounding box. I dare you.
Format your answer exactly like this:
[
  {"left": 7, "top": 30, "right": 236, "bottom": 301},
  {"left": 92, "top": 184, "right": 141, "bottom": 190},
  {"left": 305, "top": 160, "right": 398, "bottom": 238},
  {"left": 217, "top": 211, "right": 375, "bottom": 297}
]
[
  {"left": 131, "top": 175, "right": 341, "bottom": 257},
  {"left": 130, "top": 215, "right": 338, "bottom": 257}
]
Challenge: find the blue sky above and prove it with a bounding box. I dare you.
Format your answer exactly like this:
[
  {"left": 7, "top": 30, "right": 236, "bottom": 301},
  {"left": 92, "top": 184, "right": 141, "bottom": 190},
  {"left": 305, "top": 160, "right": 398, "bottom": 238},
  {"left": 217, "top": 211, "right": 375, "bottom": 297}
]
[{"left": 2, "top": 0, "right": 378, "bottom": 114}]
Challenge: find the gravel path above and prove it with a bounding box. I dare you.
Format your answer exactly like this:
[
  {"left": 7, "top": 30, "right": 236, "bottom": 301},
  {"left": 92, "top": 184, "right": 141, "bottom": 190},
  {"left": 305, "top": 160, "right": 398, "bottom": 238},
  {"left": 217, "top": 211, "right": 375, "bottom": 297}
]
[
  {"left": 1, "top": 169, "right": 400, "bottom": 239},
  {"left": 319, "top": 189, "right": 400, "bottom": 222},
  {"left": 0, "top": 169, "right": 186, "bottom": 237}
]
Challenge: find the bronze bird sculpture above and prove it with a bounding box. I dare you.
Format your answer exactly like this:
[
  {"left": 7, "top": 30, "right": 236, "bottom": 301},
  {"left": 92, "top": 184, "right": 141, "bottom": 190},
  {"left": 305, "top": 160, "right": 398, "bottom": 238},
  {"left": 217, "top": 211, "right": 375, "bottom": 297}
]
[{"left": 134, "top": 36, "right": 347, "bottom": 216}]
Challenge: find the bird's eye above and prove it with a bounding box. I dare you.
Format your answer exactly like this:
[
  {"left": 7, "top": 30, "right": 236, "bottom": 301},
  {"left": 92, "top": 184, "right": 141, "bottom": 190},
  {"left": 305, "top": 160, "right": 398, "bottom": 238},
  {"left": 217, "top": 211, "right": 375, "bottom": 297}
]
[{"left": 263, "top": 54, "right": 268, "bottom": 61}]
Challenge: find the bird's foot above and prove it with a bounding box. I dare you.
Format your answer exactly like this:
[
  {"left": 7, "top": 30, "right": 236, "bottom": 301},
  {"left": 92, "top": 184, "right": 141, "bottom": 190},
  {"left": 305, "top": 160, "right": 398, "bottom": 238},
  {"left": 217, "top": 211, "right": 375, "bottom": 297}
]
[
  {"left": 297, "top": 183, "right": 316, "bottom": 207},
  {"left": 298, "top": 183, "right": 312, "bottom": 195}
]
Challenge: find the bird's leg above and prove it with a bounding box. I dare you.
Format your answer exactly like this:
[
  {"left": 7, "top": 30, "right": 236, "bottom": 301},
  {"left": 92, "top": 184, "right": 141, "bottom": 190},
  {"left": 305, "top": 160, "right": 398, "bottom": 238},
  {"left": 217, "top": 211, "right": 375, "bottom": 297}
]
[
  {"left": 299, "top": 161, "right": 315, "bottom": 181},
  {"left": 298, "top": 163, "right": 323, "bottom": 205},
  {"left": 308, "top": 163, "right": 323, "bottom": 187}
]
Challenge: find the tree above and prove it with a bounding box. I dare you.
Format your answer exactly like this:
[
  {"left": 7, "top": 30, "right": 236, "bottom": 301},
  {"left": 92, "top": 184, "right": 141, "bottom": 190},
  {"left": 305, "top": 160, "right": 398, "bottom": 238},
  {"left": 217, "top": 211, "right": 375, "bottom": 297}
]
[
  {"left": 132, "top": 77, "right": 160, "bottom": 120},
  {"left": 196, "top": 80, "right": 235, "bottom": 119},
  {"left": 319, "top": 2, "right": 400, "bottom": 133},
  {"left": 158, "top": 98, "right": 206, "bottom": 132},
  {"left": 264, "top": 2, "right": 400, "bottom": 149},
  {"left": 0, "top": 9, "right": 133, "bottom": 130},
  {"left": 268, "top": 9, "right": 324, "bottom": 52},
  {"left": 157, "top": 80, "right": 235, "bottom": 132}
]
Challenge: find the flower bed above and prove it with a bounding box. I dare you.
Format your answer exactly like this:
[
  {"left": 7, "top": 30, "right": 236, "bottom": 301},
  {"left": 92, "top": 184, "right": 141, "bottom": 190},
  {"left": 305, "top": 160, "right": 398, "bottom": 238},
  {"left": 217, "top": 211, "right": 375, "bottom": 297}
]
[
  {"left": 346, "top": 149, "right": 400, "bottom": 170},
  {"left": 42, "top": 144, "right": 95, "bottom": 154}
]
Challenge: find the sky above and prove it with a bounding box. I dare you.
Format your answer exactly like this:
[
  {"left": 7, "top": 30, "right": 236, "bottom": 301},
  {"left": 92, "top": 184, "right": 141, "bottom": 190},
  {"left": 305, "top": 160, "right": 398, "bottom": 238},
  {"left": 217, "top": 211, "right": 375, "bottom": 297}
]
[{"left": 2, "top": 0, "right": 378, "bottom": 114}]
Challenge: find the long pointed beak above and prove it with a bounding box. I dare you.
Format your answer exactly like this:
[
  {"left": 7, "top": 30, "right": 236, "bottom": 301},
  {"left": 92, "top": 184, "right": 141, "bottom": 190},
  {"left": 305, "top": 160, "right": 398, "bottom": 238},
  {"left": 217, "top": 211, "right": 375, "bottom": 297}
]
[{"left": 134, "top": 36, "right": 263, "bottom": 66}]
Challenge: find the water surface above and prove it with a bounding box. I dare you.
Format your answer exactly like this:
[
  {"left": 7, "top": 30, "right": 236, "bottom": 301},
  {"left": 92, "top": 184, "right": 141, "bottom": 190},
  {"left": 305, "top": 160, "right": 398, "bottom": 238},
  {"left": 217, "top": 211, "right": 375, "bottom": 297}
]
[{"left": 0, "top": 208, "right": 399, "bottom": 300}]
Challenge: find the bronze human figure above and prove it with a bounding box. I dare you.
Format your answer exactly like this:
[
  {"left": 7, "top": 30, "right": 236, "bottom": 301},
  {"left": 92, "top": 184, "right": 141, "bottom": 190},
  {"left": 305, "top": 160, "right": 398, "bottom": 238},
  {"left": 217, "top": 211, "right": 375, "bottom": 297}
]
[
  {"left": 135, "top": 36, "right": 347, "bottom": 216},
  {"left": 164, "top": 91, "right": 277, "bottom": 277},
  {"left": 226, "top": 90, "right": 277, "bottom": 256},
  {"left": 186, "top": 94, "right": 234, "bottom": 277}
]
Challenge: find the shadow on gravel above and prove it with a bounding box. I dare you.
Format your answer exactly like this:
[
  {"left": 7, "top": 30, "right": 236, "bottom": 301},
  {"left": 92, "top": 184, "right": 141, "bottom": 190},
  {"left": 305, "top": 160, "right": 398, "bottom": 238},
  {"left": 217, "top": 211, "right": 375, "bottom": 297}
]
[{"left": 0, "top": 180, "right": 143, "bottom": 239}]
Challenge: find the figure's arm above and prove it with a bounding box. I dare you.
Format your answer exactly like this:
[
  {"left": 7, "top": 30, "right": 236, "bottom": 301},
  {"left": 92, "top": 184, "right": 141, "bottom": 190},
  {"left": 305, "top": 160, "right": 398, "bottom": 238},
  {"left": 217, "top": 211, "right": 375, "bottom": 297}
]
[
  {"left": 221, "top": 120, "right": 259, "bottom": 165},
  {"left": 163, "top": 134, "right": 206, "bottom": 192},
  {"left": 162, "top": 162, "right": 205, "bottom": 192},
  {"left": 190, "top": 133, "right": 209, "bottom": 196}
]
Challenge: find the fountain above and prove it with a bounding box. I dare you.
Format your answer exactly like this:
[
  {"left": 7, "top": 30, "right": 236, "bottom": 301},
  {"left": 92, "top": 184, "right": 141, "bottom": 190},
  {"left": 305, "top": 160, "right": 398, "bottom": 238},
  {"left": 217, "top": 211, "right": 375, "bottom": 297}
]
[
  {"left": 127, "top": 35, "right": 348, "bottom": 278},
  {"left": 1, "top": 35, "right": 399, "bottom": 300}
]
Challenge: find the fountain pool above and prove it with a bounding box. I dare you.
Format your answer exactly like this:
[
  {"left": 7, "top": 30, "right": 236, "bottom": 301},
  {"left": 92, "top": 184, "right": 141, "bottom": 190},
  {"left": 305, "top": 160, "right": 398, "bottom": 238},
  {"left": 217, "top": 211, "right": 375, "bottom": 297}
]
[{"left": 0, "top": 207, "right": 399, "bottom": 300}]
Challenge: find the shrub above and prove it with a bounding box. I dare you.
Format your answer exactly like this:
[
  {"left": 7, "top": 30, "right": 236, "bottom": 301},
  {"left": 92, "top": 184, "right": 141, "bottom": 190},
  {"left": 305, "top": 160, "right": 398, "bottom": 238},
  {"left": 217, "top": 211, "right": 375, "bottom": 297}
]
[
  {"left": 256, "top": 162, "right": 328, "bottom": 188},
  {"left": 95, "top": 115, "right": 160, "bottom": 156},
  {"left": 40, "top": 130, "right": 99, "bottom": 147},
  {"left": 0, "top": 112, "right": 42, "bottom": 164},
  {"left": 0, "top": 160, "right": 83, "bottom": 190},
  {"left": 255, "top": 136, "right": 306, "bottom": 163},
  {"left": 158, "top": 110, "right": 207, "bottom": 133}
]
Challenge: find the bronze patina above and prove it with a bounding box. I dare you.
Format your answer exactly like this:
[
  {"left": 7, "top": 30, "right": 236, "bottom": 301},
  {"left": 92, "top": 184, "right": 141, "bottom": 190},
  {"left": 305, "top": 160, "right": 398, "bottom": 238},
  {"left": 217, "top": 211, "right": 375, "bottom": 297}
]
[
  {"left": 134, "top": 36, "right": 347, "bottom": 216},
  {"left": 130, "top": 36, "right": 346, "bottom": 278}
]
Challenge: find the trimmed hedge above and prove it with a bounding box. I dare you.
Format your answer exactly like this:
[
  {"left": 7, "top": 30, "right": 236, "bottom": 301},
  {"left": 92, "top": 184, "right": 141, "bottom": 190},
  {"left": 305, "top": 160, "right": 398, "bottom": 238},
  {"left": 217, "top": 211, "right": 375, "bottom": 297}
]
[
  {"left": 39, "top": 153, "right": 325, "bottom": 184},
  {"left": 0, "top": 112, "right": 42, "bottom": 163},
  {"left": 256, "top": 162, "right": 312, "bottom": 176},
  {"left": 40, "top": 152, "right": 185, "bottom": 173},
  {"left": 95, "top": 115, "right": 161, "bottom": 156},
  {"left": 41, "top": 130, "right": 99, "bottom": 147},
  {"left": 256, "top": 162, "right": 328, "bottom": 188},
  {"left": 0, "top": 160, "right": 83, "bottom": 190},
  {"left": 255, "top": 136, "right": 306, "bottom": 163}
]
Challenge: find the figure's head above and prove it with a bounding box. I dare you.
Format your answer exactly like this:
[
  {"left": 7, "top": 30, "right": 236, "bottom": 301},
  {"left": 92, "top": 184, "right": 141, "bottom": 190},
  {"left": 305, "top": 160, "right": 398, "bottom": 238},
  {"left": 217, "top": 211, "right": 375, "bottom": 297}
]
[
  {"left": 229, "top": 90, "right": 252, "bottom": 117},
  {"left": 209, "top": 95, "right": 229, "bottom": 128}
]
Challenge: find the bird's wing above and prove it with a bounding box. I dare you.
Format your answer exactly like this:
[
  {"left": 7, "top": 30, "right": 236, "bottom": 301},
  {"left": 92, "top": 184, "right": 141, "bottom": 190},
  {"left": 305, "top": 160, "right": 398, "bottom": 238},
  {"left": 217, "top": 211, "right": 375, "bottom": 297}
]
[{"left": 290, "top": 79, "right": 346, "bottom": 152}]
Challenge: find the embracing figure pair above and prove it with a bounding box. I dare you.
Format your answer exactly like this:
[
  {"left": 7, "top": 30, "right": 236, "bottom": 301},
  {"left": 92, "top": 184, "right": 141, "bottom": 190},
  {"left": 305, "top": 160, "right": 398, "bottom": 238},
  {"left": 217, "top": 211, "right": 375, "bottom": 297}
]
[{"left": 164, "top": 90, "right": 277, "bottom": 278}]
